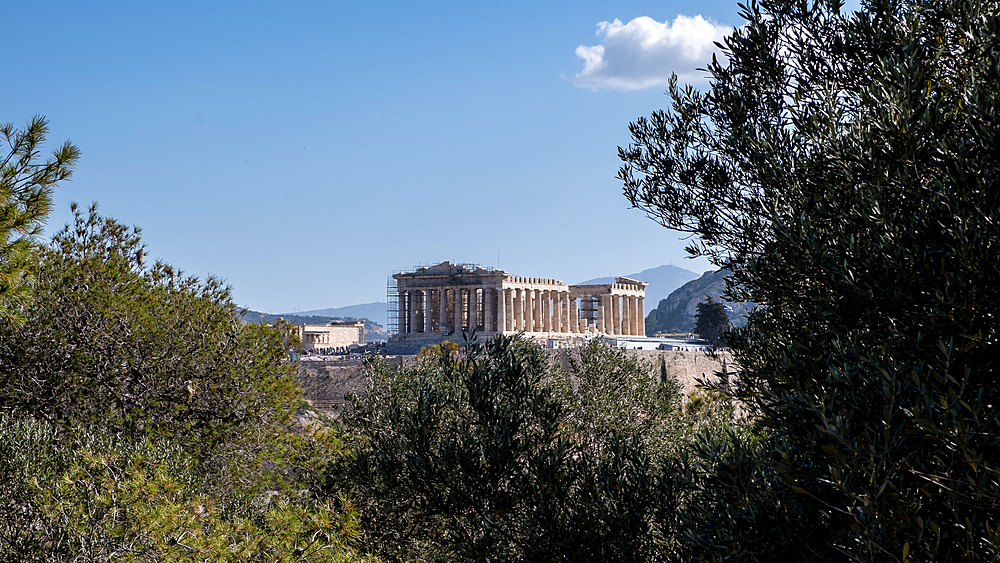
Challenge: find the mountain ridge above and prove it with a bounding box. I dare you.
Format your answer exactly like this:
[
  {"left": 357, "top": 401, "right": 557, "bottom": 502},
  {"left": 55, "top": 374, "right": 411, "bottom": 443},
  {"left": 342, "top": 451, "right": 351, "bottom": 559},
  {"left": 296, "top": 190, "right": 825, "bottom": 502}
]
[
  {"left": 644, "top": 269, "right": 755, "bottom": 334},
  {"left": 291, "top": 302, "right": 388, "bottom": 328},
  {"left": 241, "top": 308, "right": 389, "bottom": 343}
]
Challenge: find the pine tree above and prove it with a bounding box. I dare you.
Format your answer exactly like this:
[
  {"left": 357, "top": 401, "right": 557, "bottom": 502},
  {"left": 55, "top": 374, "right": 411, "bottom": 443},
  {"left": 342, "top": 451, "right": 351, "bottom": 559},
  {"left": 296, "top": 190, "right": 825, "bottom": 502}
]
[
  {"left": 694, "top": 297, "right": 729, "bottom": 347},
  {"left": 0, "top": 116, "right": 79, "bottom": 326}
]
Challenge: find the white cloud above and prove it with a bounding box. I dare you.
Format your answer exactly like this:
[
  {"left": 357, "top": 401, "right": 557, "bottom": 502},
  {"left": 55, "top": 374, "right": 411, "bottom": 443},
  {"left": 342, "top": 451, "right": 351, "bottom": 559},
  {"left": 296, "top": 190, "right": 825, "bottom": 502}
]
[{"left": 573, "top": 15, "right": 731, "bottom": 91}]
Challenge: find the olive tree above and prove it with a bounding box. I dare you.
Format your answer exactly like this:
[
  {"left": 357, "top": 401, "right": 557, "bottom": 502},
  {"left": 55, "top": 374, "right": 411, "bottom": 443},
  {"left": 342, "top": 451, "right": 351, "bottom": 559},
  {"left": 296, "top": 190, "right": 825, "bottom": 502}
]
[
  {"left": 342, "top": 335, "right": 681, "bottom": 562},
  {"left": 620, "top": 0, "right": 1000, "bottom": 559}
]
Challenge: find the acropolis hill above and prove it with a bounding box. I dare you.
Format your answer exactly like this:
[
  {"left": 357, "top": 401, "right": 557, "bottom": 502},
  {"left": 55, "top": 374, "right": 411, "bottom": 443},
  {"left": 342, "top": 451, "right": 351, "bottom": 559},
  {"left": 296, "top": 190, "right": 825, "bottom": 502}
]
[{"left": 387, "top": 261, "right": 648, "bottom": 353}]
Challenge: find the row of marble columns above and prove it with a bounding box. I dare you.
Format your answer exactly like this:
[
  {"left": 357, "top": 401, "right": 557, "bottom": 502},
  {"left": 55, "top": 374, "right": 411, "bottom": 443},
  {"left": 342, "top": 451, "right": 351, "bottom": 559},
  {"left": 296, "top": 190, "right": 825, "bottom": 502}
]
[
  {"left": 398, "top": 287, "right": 644, "bottom": 337},
  {"left": 399, "top": 287, "right": 494, "bottom": 334},
  {"left": 497, "top": 288, "right": 644, "bottom": 336}
]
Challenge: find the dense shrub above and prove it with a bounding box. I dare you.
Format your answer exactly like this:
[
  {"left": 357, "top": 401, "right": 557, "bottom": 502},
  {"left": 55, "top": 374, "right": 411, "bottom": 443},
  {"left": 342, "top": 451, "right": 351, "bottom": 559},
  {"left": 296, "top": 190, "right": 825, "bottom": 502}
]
[
  {"left": 550, "top": 339, "right": 686, "bottom": 462},
  {"left": 0, "top": 204, "right": 363, "bottom": 561},
  {"left": 341, "top": 335, "right": 692, "bottom": 562}
]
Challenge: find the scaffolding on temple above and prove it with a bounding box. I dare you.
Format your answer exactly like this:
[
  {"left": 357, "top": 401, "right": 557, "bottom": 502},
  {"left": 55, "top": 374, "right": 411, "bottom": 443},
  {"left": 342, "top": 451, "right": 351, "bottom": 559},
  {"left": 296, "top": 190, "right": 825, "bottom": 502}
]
[
  {"left": 386, "top": 274, "right": 399, "bottom": 336},
  {"left": 580, "top": 296, "right": 598, "bottom": 329},
  {"left": 387, "top": 262, "right": 495, "bottom": 338}
]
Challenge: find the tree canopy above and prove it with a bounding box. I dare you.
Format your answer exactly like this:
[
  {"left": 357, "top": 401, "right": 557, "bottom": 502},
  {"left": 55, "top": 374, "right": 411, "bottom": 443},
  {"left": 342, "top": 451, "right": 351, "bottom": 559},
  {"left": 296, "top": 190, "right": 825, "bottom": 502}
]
[
  {"left": 694, "top": 297, "right": 729, "bottom": 347},
  {"left": 342, "top": 336, "right": 691, "bottom": 562},
  {"left": 0, "top": 203, "right": 363, "bottom": 562},
  {"left": 620, "top": 0, "right": 1000, "bottom": 559},
  {"left": 0, "top": 204, "right": 306, "bottom": 476}
]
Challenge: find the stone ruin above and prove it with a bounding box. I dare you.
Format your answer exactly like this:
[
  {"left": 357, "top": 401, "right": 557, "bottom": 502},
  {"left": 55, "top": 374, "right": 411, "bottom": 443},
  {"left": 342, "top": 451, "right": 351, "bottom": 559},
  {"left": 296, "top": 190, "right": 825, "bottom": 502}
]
[{"left": 387, "top": 261, "right": 646, "bottom": 353}]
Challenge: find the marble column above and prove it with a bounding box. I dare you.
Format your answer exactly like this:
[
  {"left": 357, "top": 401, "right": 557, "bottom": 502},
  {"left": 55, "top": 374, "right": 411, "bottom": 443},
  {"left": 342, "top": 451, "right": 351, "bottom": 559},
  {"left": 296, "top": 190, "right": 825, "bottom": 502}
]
[
  {"left": 555, "top": 292, "right": 563, "bottom": 333},
  {"left": 515, "top": 288, "right": 524, "bottom": 331},
  {"left": 542, "top": 291, "right": 550, "bottom": 332},
  {"left": 623, "top": 296, "right": 632, "bottom": 336},
  {"left": 505, "top": 289, "right": 514, "bottom": 331},
  {"left": 423, "top": 290, "right": 432, "bottom": 332},
  {"left": 629, "top": 296, "right": 639, "bottom": 336},
  {"left": 597, "top": 297, "right": 606, "bottom": 334},
  {"left": 623, "top": 296, "right": 630, "bottom": 336},
  {"left": 603, "top": 293, "right": 609, "bottom": 334},
  {"left": 533, "top": 289, "right": 543, "bottom": 332},
  {"left": 615, "top": 296, "right": 621, "bottom": 334},
  {"left": 454, "top": 288, "right": 464, "bottom": 331},
  {"left": 404, "top": 291, "right": 414, "bottom": 334},
  {"left": 569, "top": 297, "right": 578, "bottom": 333},
  {"left": 525, "top": 289, "right": 534, "bottom": 332},
  {"left": 397, "top": 289, "right": 406, "bottom": 334},
  {"left": 638, "top": 296, "right": 645, "bottom": 336},
  {"left": 622, "top": 296, "right": 631, "bottom": 336},
  {"left": 485, "top": 288, "right": 495, "bottom": 333},
  {"left": 417, "top": 291, "right": 424, "bottom": 333},
  {"left": 439, "top": 289, "right": 448, "bottom": 333},
  {"left": 509, "top": 289, "right": 516, "bottom": 331},
  {"left": 548, "top": 292, "right": 554, "bottom": 332},
  {"left": 631, "top": 296, "right": 639, "bottom": 335},
  {"left": 467, "top": 288, "right": 477, "bottom": 331},
  {"left": 615, "top": 295, "right": 625, "bottom": 334},
  {"left": 605, "top": 294, "right": 612, "bottom": 335},
  {"left": 563, "top": 293, "right": 571, "bottom": 333}
]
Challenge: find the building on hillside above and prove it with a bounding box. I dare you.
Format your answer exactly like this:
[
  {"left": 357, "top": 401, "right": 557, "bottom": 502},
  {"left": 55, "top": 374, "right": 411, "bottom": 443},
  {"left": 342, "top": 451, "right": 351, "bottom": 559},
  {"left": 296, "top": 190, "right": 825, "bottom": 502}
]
[
  {"left": 298, "top": 320, "right": 365, "bottom": 351},
  {"left": 387, "top": 262, "right": 647, "bottom": 353}
]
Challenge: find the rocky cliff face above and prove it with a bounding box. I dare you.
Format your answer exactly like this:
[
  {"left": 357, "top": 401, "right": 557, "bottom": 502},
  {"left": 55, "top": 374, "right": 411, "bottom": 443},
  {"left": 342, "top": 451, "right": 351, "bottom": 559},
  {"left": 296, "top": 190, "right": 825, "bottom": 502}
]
[
  {"left": 644, "top": 270, "right": 755, "bottom": 334},
  {"left": 576, "top": 264, "right": 701, "bottom": 315}
]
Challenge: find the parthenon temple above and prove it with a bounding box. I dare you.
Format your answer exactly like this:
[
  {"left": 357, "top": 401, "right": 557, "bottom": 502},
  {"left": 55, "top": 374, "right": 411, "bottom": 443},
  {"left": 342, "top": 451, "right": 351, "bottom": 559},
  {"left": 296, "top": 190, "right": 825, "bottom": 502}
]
[{"left": 387, "top": 262, "right": 647, "bottom": 352}]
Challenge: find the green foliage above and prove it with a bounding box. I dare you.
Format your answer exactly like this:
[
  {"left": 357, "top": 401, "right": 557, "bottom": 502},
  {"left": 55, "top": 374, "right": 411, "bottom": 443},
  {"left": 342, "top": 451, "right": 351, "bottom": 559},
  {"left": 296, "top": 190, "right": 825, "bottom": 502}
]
[
  {"left": 0, "top": 204, "right": 301, "bottom": 472},
  {"left": 0, "top": 116, "right": 79, "bottom": 326},
  {"left": 551, "top": 339, "right": 685, "bottom": 462},
  {"left": 0, "top": 416, "right": 370, "bottom": 563},
  {"left": 619, "top": 0, "right": 1000, "bottom": 559},
  {"left": 694, "top": 297, "right": 729, "bottom": 347},
  {"left": 0, "top": 203, "right": 365, "bottom": 561},
  {"left": 342, "top": 335, "right": 683, "bottom": 562}
]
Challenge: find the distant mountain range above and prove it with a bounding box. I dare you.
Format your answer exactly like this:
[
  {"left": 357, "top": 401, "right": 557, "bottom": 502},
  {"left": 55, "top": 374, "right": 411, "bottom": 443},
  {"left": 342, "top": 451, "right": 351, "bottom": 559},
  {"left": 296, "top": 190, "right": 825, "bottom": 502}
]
[
  {"left": 241, "top": 307, "right": 389, "bottom": 343},
  {"left": 292, "top": 302, "right": 388, "bottom": 329},
  {"left": 576, "top": 264, "right": 703, "bottom": 315}
]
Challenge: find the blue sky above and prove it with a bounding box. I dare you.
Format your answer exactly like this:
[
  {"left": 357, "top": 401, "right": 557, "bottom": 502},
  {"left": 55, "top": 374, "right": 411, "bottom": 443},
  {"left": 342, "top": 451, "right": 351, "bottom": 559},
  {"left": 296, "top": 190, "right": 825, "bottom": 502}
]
[{"left": 7, "top": 1, "right": 761, "bottom": 313}]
